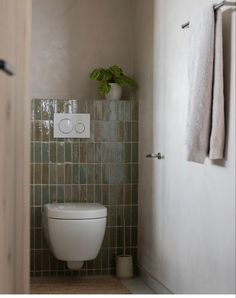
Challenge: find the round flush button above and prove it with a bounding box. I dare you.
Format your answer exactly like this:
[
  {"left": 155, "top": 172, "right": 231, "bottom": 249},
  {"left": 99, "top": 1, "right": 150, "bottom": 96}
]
[
  {"left": 75, "top": 122, "right": 85, "bottom": 134},
  {"left": 58, "top": 118, "right": 73, "bottom": 134}
]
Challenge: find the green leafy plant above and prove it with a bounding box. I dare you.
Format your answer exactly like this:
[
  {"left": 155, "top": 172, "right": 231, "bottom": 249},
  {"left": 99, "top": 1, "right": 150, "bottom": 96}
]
[{"left": 89, "top": 65, "right": 138, "bottom": 96}]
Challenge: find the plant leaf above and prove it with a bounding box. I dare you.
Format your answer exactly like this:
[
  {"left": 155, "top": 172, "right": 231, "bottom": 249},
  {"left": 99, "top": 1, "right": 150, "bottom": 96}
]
[
  {"left": 109, "top": 65, "right": 123, "bottom": 78},
  {"left": 115, "top": 75, "right": 137, "bottom": 89},
  {"left": 103, "top": 70, "right": 113, "bottom": 81},
  {"left": 123, "top": 75, "right": 138, "bottom": 89},
  {"left": 99, "top": 81, "right": 111, "bottom": 96},
  {"left": 115, "top": 76, "right": 126, "bottom": 86},
  {"left": 89, "top": 68, "right": 106, "bottom": 81}
]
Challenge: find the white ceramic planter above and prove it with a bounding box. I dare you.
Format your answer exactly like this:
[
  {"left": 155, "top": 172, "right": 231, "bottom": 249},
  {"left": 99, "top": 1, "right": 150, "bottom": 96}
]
[{"left": 105, "top": 83, "right": 122, "bottom": 100}]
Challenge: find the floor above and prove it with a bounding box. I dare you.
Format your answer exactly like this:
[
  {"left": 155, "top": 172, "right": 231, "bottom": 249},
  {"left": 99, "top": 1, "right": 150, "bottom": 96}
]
[
  {"left": 122, "top": 278, "right": 155, "bottom": 294},
  {"left": 31, "top": 276, "right": 155, "bottom": 295}
]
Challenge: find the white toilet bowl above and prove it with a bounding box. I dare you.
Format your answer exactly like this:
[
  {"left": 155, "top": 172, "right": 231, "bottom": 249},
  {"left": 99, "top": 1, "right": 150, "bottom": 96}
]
[{"left": 43, "top": 203, "right": 107, "bottom": 270}]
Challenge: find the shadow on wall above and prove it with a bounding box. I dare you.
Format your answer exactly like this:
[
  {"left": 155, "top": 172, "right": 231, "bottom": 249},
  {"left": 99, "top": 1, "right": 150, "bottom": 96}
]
[
  {"left": 212, "top": 8, "right": 235, "bottom": 167},
  {"left": 134, "top": 0, "right": 156, "bottom": 271}
]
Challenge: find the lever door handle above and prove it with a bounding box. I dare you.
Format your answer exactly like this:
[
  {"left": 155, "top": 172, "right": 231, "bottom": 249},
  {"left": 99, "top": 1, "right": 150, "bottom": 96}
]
[
  {"left": 146, "top": 153, "right": 165, "bottom": 159},
  {"left": 0, "top": 59, "right": 15, "bottom": 76}
]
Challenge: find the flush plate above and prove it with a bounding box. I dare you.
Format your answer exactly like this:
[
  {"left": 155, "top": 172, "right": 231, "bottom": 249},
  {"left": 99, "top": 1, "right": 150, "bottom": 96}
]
[{"left": 54, "top": 113, "right": 90, "bottom": 138}]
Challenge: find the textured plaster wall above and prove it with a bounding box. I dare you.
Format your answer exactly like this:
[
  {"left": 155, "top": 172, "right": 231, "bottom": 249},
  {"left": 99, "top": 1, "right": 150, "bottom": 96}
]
[
  {"left": 31, "top": 0, "right": 134, "bottom": 99},
  {"left": 135, "top": 0, "right": 235, "bottom": 294}
]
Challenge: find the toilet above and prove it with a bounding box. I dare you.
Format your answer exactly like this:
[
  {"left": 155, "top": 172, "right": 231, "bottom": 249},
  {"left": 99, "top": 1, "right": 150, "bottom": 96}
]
[{"left": 43, "top": 203, "right": 107, "bottom": 270}]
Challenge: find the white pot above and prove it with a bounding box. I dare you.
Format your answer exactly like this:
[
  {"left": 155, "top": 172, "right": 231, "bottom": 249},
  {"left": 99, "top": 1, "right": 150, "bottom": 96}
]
[{"left": 105, "top": 83, "right": 122, "bottom": 100}]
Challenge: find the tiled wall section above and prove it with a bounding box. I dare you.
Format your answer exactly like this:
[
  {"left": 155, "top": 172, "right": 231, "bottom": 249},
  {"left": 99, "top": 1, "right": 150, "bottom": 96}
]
[{"left": 30, "top": 99, "right": 139, "bottom": 276}]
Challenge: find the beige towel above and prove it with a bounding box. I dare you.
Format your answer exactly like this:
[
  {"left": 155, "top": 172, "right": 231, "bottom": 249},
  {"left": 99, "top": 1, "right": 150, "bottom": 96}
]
[
  {"left": 209, "top": 10, "right": 225, "bottom": 160},
  {"left": 186, "top": 7, "right": 215, "bottom": 164},
  {"left": 186, "top": 8, "right": 225, "bottom": 164}
]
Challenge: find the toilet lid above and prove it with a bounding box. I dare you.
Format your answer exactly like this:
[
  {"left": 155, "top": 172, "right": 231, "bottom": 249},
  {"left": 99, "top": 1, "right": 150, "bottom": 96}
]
[{"left": 45, "top": 203, "right": 107, "bottom": 220}]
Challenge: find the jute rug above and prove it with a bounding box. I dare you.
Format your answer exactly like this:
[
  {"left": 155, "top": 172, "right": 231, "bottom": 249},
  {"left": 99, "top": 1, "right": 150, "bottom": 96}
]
[{"left": 31, "top": 276, "right": 131, "bottom": 294}]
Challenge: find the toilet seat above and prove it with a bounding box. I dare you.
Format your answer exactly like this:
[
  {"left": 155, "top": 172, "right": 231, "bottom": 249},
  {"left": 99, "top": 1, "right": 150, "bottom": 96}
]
[{"left": 45, "top": 203, "right": 107, "bottom": 220}]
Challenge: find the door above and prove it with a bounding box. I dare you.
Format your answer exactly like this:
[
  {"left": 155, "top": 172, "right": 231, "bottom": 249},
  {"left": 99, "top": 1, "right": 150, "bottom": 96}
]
[{"left": 0, "top": 0, "right": 31, "bottom": 293}]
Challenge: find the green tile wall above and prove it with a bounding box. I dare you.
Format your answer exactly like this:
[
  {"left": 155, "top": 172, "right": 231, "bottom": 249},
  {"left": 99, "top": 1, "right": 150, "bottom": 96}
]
[{"left": 30, "top": 99, "right": 139, "bottom": 277}]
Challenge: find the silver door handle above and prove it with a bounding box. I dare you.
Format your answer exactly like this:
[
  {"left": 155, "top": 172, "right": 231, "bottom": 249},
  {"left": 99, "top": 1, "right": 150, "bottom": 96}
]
[
  {"left": 0, "top": 59, "right": 15, "bottom": 76},
  {"left": 146, "top": 153, "right": 165, "bottom": 159}
]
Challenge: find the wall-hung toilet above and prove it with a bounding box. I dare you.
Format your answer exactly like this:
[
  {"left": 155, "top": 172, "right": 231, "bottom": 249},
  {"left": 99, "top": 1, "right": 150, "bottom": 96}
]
[{"left": 43, "top": 203, "right": 107, "bottom": 270}]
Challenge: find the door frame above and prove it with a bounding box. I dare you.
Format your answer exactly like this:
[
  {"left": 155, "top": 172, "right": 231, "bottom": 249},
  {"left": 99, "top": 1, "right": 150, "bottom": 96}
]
[{"left": 14, "top": 0, "right": 31, "bottom": 293}]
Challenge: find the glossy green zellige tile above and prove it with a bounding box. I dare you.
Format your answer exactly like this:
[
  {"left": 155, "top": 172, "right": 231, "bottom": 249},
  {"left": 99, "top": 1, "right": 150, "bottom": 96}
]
[
  {"left": 42, "top": 185, "right": 49, "bottom": 204},
  {"left": 132, "top": 100, "right": 139, "bottom": 121},
  {"left": 34, "top": 185, "right": 41, "bottom": 206},
  {"left": 80, "top": 164, "right": 87, "bottom": 184},
  {"left": 132, "top": 164, "right": 138, "bottom": 184},
  {"left": 94, "top": 101, "right": 103, "bottom": 120},
  {"left": 124, "top": 122, "right": 132, "bottom": 142},
  {"left": 102, "top": 185, "right": 109, "bottom": 205},
  {"left": 72, "top": 164, "right": 80, "bottom": 184},
  {"left": 95, "top": 143, "right": 101, "bottom": 162},
  {"left": 42, "top": 143, "right": 49, "bottom": 163},
  {"left": 42, "top": 164, "right": 49, "bottom": 184},
  {"left": 124, "top": 101, "right": 131, "bottom": 121},
  {"left": 41, "top": 100, "right": 51, "bottom": 120},
  {"left": 110, "top": 143, "right": 124, "bottom": 163},
  {"left": 33, "top": 99, "right": 42, "bottom": 120},
  {"left": 124, "top": 184, "right": 132, "bottom": 205},
  {"left": 95, "top": 185, "right": 102, "bottom": 203},
  {"left": 95, "top": 164, "right": 102, "bottom": 184},
  {"left": 35, "top": 228, "right": 43, "bottom": 249},
  {"left": 79, "top": 185, "right": 86, "bottom": 202},
  {"left": 34, "top": 164, "right": 41, "bottom": 184},
  {"left": 110, "top": 165, "right": 124, "bottom": 184},
  {"left": 57, "top": 164, "right": 64, "bottom": 184},
  {"left": 57, "top": 185, "right": 64, "bottom": 203},
  {"left": 65, "top": 143, "right": 71, "bottom": 162},
  {"left": 65, "top": 186, "right": 72, "bottom": 202},
  {"left": 109, "top": 227, "right": 116, "bottom": 247},
  {"left": 57, "top": 143, "right": 65, "bottom": 163},
  {"left": 34, "top": 122, "right": 42, "bottom": 142},
  {"left": 102, "top": 164, "right": 109, "bottom": 184},
  {"left": 132, "top": 122, "right": 138, "bottom": 142},
  {"left": 65, "top": 164, "right": 72, "bottom": 185},
  {"left": 87, "top": 143, "right": 95, "bottom": 163},
  {"left": 101, "top": 143, "right": 111, "bottom": 163},
  {"left": 109, "top": 185, "right": 123, "bottom": 205},
  {"left": 42, "top": 121, "right": 50, "bottom": 142},
  {"left": 49, "top": 164, "right": 57, "bottom": 184},
  {"left": 87, "top": 185, "right": 94, "bottom": 202},
  {"left": 87, "top": 164, "right": 94, "bottom": 184},
  {"left": 30, "top": 98, "right": 139, "bottom": 276},
  {"left": 72, "top": 143, "right": 79, "bottom": 163},
  {"left": 132, "top": 143, "right": 138, "bottom": 163},
  {"left": 79, "top": 143, "right": 87, "bottom": 163},
  {"left": 72, "top": 185, "right": 79, "bottom": 202},
  {"left": 50, "top": 185, "right": 57, "bottom": 203},
  {"left": 34, "top": 142, "right": 41, "bottom": 163}
]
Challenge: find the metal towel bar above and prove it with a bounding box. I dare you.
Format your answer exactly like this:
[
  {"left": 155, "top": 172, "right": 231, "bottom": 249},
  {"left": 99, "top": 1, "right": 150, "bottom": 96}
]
[{"left": 181, "top": 1, "right": 236, "bottom": 29}]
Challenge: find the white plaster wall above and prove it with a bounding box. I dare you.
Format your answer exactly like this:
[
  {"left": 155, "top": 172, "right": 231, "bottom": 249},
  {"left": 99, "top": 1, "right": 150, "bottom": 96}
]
[
  {"left": 31, "top": 0, "right": 134, "bottom": 99},
  {"left": 135, "top": 0, "right": 235, "bottom": 294}
]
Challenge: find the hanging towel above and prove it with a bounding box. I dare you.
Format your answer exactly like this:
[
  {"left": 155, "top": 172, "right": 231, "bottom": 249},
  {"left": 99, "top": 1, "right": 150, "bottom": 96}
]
[
  {"left": 186, "top": 7, "right": 225, "bottom": 164},
  {"left": 209, "top": 10, "right": 225, "bottom": 160},
  {"left": 186, "top": 7, "right": 215, "bottom": 164}
]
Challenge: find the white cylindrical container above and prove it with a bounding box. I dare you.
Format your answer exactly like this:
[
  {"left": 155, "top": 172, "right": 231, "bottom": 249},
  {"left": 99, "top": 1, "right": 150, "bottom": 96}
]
[
  {"left": 116, "top": 255, "right": 133, "bottom": 279},
  {"left": 105, "top": 83, "right": 122, "bottom": 100}
]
